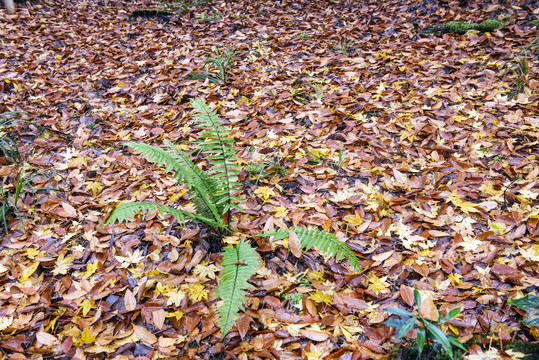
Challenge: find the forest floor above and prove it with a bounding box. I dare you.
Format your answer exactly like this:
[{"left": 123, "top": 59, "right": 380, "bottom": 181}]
[{"left": 1, "top": 0, "right": 538, "bottom": 359}]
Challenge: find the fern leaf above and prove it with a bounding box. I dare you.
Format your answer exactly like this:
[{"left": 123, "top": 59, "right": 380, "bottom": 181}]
[
  {"left": 259, "top": 227, "right": 362, "bottom": 271},
  {"left": 190, "top": 99, "right": 242, "bottom": 209},
  {"left": 104, "top": 201, "right": 224, "bottom": 229},
  {"left": 163, "top": 140, "right": 223, "bottom": 221},
  {"left": 125, "top": 142, "right": 185, "bottom": 181},
  {"left": 215, "top": 239, "right": 260, "bottom": 338},
  {"left": 105, "top": 202, "right": 185, "bottom": 225}
]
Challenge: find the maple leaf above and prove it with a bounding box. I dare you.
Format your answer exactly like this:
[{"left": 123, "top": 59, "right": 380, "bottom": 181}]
[
  {"left": 19, "top": 261, "right": 40, "bottom": 283},
  {"left": 448, "top": 191, "right": 479, "bottom": 214},
  {"left": 165, "top": 310, "right": 184, "bottom": 321},
  {"left": 335, "top": 323, "right": 364, "bottom": 341},
  {"left": 0, "top": 316, "right": 13, "bottom": 331},
  {"left": 448, "top": 273, "right": 463, "bottom": 286},
  {"left": 85, "top": 181, "right": 103, "bottom": 196},
  {"left": 309, "top": 289, "right": 334, "bottom": 305},
  {"left": 116, "top": 249, "right": 145, "bottom": 268},
  {"left": 520, "top": 245, "right": 539, "bottom": 262},
  {"left": 271, "top": 205, "right": 288, "bottom": 218},
  {"left": 254, "top": 186, "right": 276, "bottom": 201},
  {"left": 330, "top": 185, "right": 356, "bottom": 203},
  {"left": 464, "top": 349, "right": 525, "bottom": 360},
  {"left": 192, "top": 261, "right": 219, "bottom": 282},
  {"left": 77, "top": 327, "right": 97, "bottom": 345},
  {"left": 459, "top": 236, "right": 483, "bottom": 252},
  {"left": 305, "top": 347, "right": 324, "bottom": 360},
  {"left": 26, "top": 247, "right": 43, "bottom": 260},
  {"left": 367, "top": 275, "right": 390, "bottom": 295},
  {"left": 81, "top": 260, "right": 98, "bottom": 279},
  {"left": 184, "top": 283, "right": 208, "bottom": 302},
  {"left": 79, "top": 299, "right": 94, "bottom": 316},
  {"left": 166, "top": 288, "right": 186, "bottom": 307},
  {"left": 52, "top": 254, "right": 75, "bottom": 276},
  {"left": 344, "top": 212, "right": 363, "bottom": 226}
]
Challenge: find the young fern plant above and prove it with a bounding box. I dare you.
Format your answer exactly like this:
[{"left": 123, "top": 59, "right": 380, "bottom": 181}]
[
  {"left": 259, "top": 226, "right": 362, "bottom": 272},
  {"left": 104, "top": 98, "right": 242, "bottom": 236},
  {"left": 103, "top": 99, "right": 260, "bottom": 338}
]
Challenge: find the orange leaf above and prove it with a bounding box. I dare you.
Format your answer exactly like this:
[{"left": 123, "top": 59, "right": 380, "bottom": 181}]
[
  {"left": 419, "top": 292, "right": 438, "bottom": 322},
  {"left": 400, "top": 285, "right": 414, "bottom": 307}
]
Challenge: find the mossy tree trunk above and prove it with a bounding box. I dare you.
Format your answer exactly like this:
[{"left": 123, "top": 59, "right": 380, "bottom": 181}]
[{"left": 3, "top": 0, "right": 15, "bottom": 14}]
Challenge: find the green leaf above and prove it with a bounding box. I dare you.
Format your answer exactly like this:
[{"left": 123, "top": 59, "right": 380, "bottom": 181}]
[
  {"left": 104, "top": 202, "right": 185, "bottom": 225},
  {"left": 508, "top": 294, "right": 539, "bottom": 311},
  {"left": 414, "top": 289, "right": 421, "bottom": 308},
  {"left": 385, "top": 307, "right": 415, "bottom": 318},
  {"left": 384, "top": 318, "right": 408, "bottom": 329},
  {"left": 448, "top": 335, "right": 467, "bottom": 352},
  {"left": 524, "top": 317, "right": 539, "bottom": 326},
  {"left": 445, "top": 307, "right": 461, "bottom": 322},
  {"left": 258, "top": 227, "right": 361, "bottom": 271},
  {"left": 417, "top": 327, "right": 426, "bottom": 358},
  {"left": 397, "top": 317, "right": 416, "bottom": 340},
  {"left": 215, "top": 239, "right": 260, "bottom": 338},
  {"left": 423, "top": 320, "right": 453, "bottom": 359}
]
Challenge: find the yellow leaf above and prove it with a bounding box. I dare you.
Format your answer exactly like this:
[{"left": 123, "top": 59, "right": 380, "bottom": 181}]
[
  {"left": 271, "top": 205, "right": 288, "bottom": 218},
  {"left": 490, "top": 222, "right": 505, "bottom": 235},
  {"left": 81, "top": 260, "right": 98, "bottom": 278},
  {"left": 305, "top": 348, "right": 324, "bottom": 360},
  {"left": 85, "top": 181, "right": 103, "bottom": 197},
  {"left": 26, "top": 248, "right": 43, "bottom": 260},
  {"left": 166, "top": 289, "right": 185, "bottom": 307},
  {"left": 184, "top": 283, "right": 208, "bottom": 302},
  {"left": 254, "top": 186, "right": 276, "bottom": 202},
  {"left": 19, "top": 262, "right": 40, "bottom": 283},
  {"left": 192, "top": 262, "right": 219, "bottom": 282},
  {"left": 448, "top": 273, "right": 462, "bottom": 286},
  {"left": 309, "top": 289, "right": 333, "bottom": 305},
  {"left": 79, "top": 327, "right": 97, "bottom": 344},
  {"left": 368, "top": 275, "right": 390, "bottom": 295},
  {"left": 344, "top": 212, "right": 363, "bottom": 226},
  {"left": 79, "top": 299, "right": 94, "bottom": 317},
  {"left": 0, "top": 316, "right": 13, "bottom": 331},
  {"left": 52, "top": 253, "right": 75, "bottom": 276},
  {"left": 165, "top": 310, "right": 184, "bottom": 321}
]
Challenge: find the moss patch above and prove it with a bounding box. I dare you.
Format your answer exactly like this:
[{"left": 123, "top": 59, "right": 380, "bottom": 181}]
[
  {"left": 422, "top": 19, "right": 504, "bottom": 35},
  {"left": 506, "top": 341, "right": 539, "bottom": 360},
  {"left": 474, "top": 19, "right": 504, "bottom": 32}
]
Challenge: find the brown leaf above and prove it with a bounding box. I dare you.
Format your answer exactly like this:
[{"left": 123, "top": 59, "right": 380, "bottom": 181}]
[
  {"left": 288, "top": 230, "right": 302, "bottom": 258},
  {"left": 36, "top": 331, "right": 60, "bottom": 346},
  {"left": 419, "top": 292, "right": 438, "bottom": 322},
  {"left": 133, "top": 325, "right": 157, "bottom": 345},
  {"left": 153, "top": 309, "right": 165, "bottom": 330},
  {"left": 236, "top": 314, "right": 250, "bottom": 340},
  {"left": 300, "top": 329, "right": 329, "bottom": 342},
  {"left": 124, "top": 289, "right": 137, "bottom": 312},
  {"left": 400, "top": 285, "right": 414, "bottom": 307}
]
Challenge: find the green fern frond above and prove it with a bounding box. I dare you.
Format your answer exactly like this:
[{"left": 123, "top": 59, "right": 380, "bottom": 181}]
[
  {"left": 215, "top": 239, "right": 260, "bottom": 338},
  {"left": 104, "top": 201, "right": 224, "bottom": 229},
  {"left": 259, "top": 227, "right": 362, "bottom": 272},
  {"left": 190, "top": 98, "right": 242, "bottom": 209},
  {"left": 104, "top": 99, "right": 242, "bottom": 234},
  {"left": 163, "top": 140, "right": 222, "bottom": 221},
  {"left": 125, "top": 142, "right": 185, "bottom": 180}
]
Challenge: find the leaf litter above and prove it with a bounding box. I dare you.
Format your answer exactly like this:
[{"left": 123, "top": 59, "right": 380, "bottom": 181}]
[{"left": 0, "top": 0, "right": 538, "bottom": 359}]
